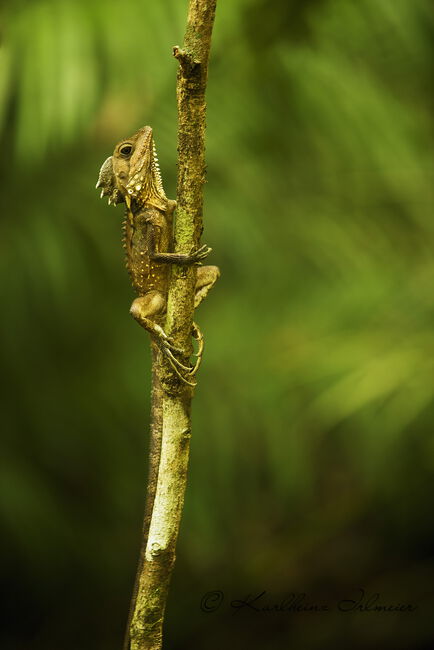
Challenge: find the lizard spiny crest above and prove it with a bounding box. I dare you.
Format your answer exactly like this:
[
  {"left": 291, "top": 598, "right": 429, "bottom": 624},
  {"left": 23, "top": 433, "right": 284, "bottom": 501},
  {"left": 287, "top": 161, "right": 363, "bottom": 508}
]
[{"left": 125, "top": 137, "right": 167, "bottom": 207}]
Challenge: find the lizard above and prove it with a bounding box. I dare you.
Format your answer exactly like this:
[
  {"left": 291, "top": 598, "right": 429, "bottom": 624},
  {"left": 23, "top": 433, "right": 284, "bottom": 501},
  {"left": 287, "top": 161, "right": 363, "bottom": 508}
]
[
  {"left": 96, "top": 125, "right": 219, "bottom": 649},
  {"left": 96, "top": 125, "right": 219, "bottom": 383}
]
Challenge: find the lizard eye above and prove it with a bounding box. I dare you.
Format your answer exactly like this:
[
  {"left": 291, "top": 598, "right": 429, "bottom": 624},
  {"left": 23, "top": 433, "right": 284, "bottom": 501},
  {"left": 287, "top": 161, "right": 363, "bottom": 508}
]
[{"left": 119, "top": 144, "right": 133, "bottom": 156}]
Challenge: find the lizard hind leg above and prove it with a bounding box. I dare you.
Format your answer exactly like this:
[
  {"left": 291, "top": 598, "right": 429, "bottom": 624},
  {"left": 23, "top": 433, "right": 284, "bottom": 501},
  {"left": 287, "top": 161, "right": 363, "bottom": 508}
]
[
  {"left": 130, "top": 290, "right": 166, "bottom": 335},
  {"left": 194, "top": 265, "right": 220, "bottom": 309},
  {"left": 130, "top": 291, "right": 198, "bottom": 385},
  {"left": 186, "top": 265, "right": 220, "bottom": 378}
]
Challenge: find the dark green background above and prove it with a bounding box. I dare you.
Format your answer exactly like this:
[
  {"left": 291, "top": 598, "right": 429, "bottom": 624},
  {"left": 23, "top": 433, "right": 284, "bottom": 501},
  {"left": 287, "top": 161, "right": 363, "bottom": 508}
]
[{"left": 1, "top": 1, "right": 433, "bottom": 648}]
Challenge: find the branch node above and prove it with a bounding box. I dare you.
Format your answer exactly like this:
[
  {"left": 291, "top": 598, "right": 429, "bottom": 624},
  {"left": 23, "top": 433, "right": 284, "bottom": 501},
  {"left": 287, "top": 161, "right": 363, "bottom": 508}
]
[
  {"left": 150, "top": 543, "right": 163, "bottom": 558},
  {"left": 173, "top": 45, "right": 200, "bottom": 73}
]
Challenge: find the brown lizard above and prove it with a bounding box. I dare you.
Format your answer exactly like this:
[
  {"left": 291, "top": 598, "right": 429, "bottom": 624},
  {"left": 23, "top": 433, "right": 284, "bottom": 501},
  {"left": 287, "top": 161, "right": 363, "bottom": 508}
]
[{"left": 96, "top": 125, "right": 219, "bottom": 382}]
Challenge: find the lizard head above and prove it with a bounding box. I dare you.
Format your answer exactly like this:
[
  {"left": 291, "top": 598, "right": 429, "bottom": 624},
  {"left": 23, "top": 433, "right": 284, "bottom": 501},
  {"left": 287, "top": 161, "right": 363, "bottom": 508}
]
[{"left": 96, "top": 126, "right": 167, "bottom": 210}]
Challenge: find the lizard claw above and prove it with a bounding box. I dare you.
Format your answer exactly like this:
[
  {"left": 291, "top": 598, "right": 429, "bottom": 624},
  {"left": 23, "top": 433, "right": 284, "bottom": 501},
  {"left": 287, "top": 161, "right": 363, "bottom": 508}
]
[
  {"left": 187, "top": 322, "right": 204, "bottom": 376},
  {"left": 191, "top": 244, "right": 212, "bottom": 265},
  {"left": 162, "top": 342, "right": 194, "bottom": 373},
  {"left": 153, "top": 324, "right": 183, "bottom": 354}
]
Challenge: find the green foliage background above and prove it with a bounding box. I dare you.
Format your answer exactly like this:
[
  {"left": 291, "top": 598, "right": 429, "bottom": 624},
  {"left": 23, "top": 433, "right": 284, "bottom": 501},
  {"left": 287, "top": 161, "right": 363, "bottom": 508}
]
[{"left": 1, "top": 1, "right": 433, "bottom": 648}]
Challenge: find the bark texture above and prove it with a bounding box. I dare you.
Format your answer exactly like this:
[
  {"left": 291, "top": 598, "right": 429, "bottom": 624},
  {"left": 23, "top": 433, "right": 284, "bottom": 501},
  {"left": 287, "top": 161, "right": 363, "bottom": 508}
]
[
  {"left": 128, "top": 2, "right": 217, "bottom": 649},
  {"left": 123, "top": 342, "right": 163, "bottom": 650}
]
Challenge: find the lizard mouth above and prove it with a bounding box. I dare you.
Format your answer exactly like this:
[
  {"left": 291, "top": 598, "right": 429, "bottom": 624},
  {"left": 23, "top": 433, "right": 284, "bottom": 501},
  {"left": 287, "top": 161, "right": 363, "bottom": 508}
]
[{"left": 96, "top": 156, "right": 124, "bottom": 205}]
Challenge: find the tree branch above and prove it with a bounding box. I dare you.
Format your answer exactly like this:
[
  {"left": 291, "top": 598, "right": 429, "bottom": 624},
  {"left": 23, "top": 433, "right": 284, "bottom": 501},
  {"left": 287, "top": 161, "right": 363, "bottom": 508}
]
[{"left": 127, "top": 2, "right": 217, "bottom": 649}]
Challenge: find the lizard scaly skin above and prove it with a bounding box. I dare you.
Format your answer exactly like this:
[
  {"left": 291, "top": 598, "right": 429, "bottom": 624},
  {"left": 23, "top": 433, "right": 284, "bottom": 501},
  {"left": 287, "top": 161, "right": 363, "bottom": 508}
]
[{"left": 96, "top": 125, "right": 219, "bottom": 381}]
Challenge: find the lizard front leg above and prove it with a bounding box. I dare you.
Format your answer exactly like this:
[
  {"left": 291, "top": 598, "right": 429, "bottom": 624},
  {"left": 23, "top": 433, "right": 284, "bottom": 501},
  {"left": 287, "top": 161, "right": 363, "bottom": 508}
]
[{"left": 144, "top": 212, "right": 211, "bottom": 266}]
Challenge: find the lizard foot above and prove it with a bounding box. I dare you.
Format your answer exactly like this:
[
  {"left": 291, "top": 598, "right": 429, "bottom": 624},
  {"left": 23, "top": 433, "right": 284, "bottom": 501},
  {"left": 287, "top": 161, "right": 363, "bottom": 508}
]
[
  {"left": 165, "top": 321, "right": 204, "bottom": 385},
  {"left": 130, "top": 299, "right": 203, "bottom": 386},
  {"left": 152, "top": 323, "right": 201, "bottom": 387},
  {"left": 188, "top": 321, "right": 204, "bottom": 377},
  {"left": 156, "top": 322, "right": 206, "bottom": 387}
]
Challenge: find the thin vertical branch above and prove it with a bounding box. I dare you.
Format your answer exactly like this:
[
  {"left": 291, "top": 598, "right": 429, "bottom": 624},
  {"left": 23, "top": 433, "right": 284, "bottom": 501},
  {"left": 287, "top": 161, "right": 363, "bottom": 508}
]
[
  {"left": 123, "top": 342, "right": 163, "bottom": 650},
  {"left": 127, "top": 2, "right": 217, "bottom": 649}
]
